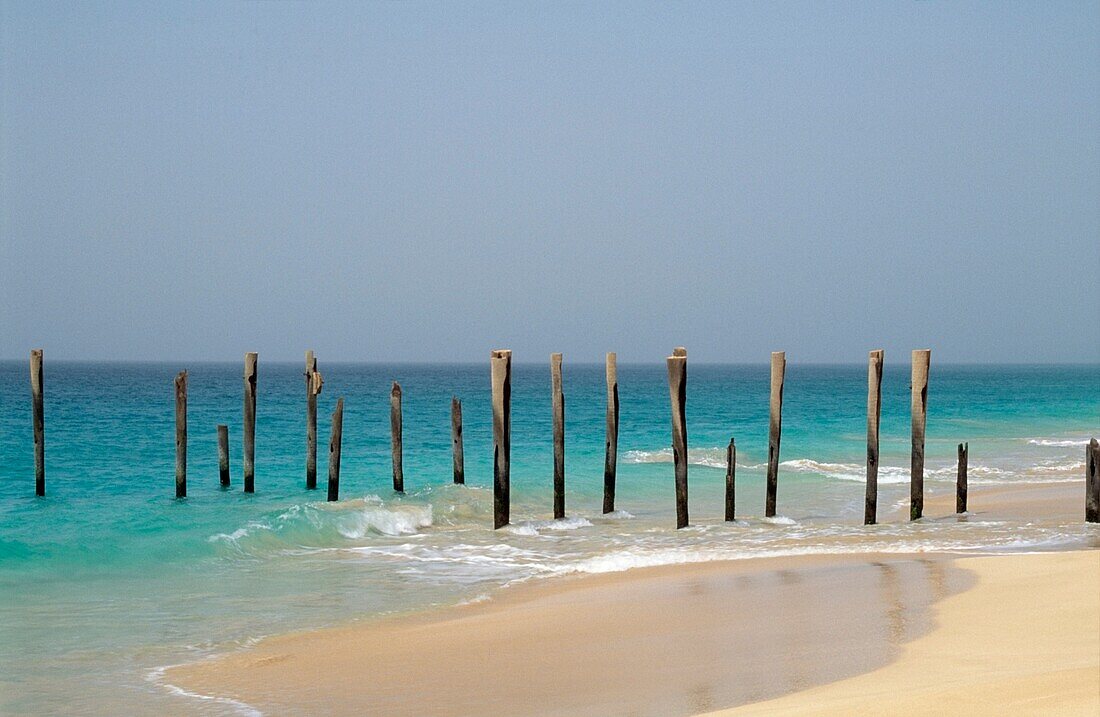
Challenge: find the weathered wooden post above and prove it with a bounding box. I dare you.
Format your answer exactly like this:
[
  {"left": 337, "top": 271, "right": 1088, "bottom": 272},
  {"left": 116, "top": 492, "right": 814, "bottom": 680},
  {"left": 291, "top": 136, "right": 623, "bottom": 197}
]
[
  {"left": 667, "top": 349, "right": 688, "bottom": 528},
  {"left": 551, "top": 353, "right": 566, "bottom": 519},
  {"left": 956, "top": 442, "right": 968, "bottom": 514},
  {"left": 910, "top": 349, "right": 930, "bottom": 521},
  {"left": 175, "top": 371, "right": 187, "bottom": 498},
  {"left": 451, "top": 397, "right": 464, "bottom": 485},
  {"left": 30, "top": 349, "right": 44, "bottom": 497},
  {"left": 491, "top": 349, "right": 512, "bottom": 529},
  {"left": 603, "top": 352, "right": 619, "bottom": 514},
  {"left": 765, "top": 351, "right": 785, "bottom": 518},
  {"left": 391, "top": 381, "right": 404, "bottom": 493},
  {"left": 305, "top": 351, "right": 323, "bottom": 490},
  {"left": 243, "top": 352, "right": 258, "bottom": 494},
  {"left": 217, "top": 424, "right": 230, "bottom": 487},
  {"left": 1086, "top": 438, "right": 1099, "bottom": 523},
  {"left": 865, "top": 349, "right": 884, "bottom": 525},
  {"left": 327, "top": 398, "right": 344, "bottom": 502},
  {"left": 725, "top": 437, "right": 736, "bottom": 522}
]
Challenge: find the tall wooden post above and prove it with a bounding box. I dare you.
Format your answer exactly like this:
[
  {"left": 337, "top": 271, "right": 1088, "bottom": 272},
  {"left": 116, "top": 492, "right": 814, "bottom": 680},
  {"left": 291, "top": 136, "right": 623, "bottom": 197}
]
[
  {"left": 1086, "top": 438, "right": 1099, "bottom": 523},
  {"left": 491, "top": 350, "right": 512, "bottom": 529},
  {"left": 391, "top": 382, "right": 404, "bottom": 493},
  {"left": 305, "top": 351, "right": 323, "bottom": 490},
  {"left": 451, "top": 397, "right": 464, "bottom": 485},
  {"left": 327, "top": 398, "right": 344, "bottom": 502},
  {"left": 175, "top": 371, "right": 187, "bottom": 498},
  {"left": 725, "top": 437, "right": 736, "bottom": 522},
  {"left": 30, "top": 349, "right": 44, "bottom": 497},
  {"left": 910, "top": 349, "right": 930, "bottom": 521},
  {"left": 765, "top": 351, "right": 785, "bottom": 518},
  {"left": 667, "top": 350, "right": 688, "bottom": 529},
  {"left": 217, "top": 424, "right": 230, "bottom": 487},
  {"left": 243, "top": 352, "right": 258, "bottom": 494},
  {"left": 603, "top": 352, "right": 619, "bottom": 514},
  {"left": 865, "top": 349, "right": 884, "bottom": 525},
  {"left": 551, "top": 353, "right": 565, "bottom": 519},
  {"left": 956, "top": 442, "right": 968, "bottom": 514}
]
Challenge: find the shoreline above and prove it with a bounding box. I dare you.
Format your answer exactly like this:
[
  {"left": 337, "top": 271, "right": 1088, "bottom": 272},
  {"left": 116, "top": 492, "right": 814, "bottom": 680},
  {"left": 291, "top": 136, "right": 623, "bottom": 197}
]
[{"left": 163, "top": 482, "right": 1099, "bottom": 715}]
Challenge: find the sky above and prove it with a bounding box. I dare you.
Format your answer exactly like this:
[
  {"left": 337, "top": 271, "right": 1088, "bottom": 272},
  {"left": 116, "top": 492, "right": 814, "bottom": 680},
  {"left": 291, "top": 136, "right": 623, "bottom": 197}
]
[{"left": 1, "top": 2, "right": 1098, "bottom": 364}]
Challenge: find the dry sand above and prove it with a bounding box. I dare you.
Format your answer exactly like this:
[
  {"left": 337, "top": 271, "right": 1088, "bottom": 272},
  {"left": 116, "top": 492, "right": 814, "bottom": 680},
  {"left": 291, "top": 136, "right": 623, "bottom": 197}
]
[
  {"left": 166, "top": 483, "right": 1099, "bottom": 716},
  {"left": 708, "top": 550, "right": 1099, "bottom": 717}
]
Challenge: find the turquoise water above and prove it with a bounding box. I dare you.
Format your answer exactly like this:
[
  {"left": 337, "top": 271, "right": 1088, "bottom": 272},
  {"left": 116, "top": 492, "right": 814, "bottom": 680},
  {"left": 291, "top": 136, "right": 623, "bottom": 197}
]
[{"left": 0, "top": 360, "right": 1097, "bottom": 715}]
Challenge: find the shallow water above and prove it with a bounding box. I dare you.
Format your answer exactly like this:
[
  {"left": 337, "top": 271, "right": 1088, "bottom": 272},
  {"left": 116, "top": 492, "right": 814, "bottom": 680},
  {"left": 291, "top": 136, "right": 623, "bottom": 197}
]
[{"left": 0, "top": 361, "right": 1096, "bottom": 714}]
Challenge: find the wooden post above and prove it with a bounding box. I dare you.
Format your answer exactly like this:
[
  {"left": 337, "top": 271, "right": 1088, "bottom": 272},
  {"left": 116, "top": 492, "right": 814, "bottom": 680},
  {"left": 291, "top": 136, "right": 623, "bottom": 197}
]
[
  {"left": 1086, "top": 438, "right": 1099, "bottom": 523},
  {"left": 725, "top": 437, "right": 736, "bottom": 522},
  {"left": 667, "top": 350, "right": 688, "bottom": 529},
  {"left": 243, "top": 352, "right": 257, "bottom": 494},
  {"left": 327, "top": 398, "right": 344, "bottom": 502},
  {"left": 603, "top": 352, "right": 619, "bottom": 514},
  {"left": 910, "top": 349, "right": 930, "bottom": 521},
  {"left": 30, "top": 349, "right": 44, "bottom": 497},
  {"left": 956, "top": 442, "right": 968, "bottom": 514},
  {"left": 217, "top": 424, "right": 230, "bottom": 487},
  {"left": 491, "top": 349, "right": 512, "bottom": 529},
  {"left": 175, "top": 371, "right": 187, "bottom": 498},
  {"left": 551, "top": 353, "right": 565, "bottom": 519},
  {"left": 391, "top": 381, "right": 404, "bottom": 493},
  {"left": 305, "top": 351, "right": 323, "bottom": 490},
  {"left": 451, "top": 397, "right": 464, "bottom": 485},
  {"left": 865, "top": 349, "right": 884, "bottom": 525},
  {"left": 765, "top": 351, "right": 785, "bottom": 518}
]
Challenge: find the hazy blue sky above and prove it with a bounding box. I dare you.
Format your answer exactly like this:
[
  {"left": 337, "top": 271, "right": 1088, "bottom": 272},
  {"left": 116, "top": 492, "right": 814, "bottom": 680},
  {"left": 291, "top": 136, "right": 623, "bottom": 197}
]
[{"left": 2, "top": 2, "right": 1097, "bottom": 363}]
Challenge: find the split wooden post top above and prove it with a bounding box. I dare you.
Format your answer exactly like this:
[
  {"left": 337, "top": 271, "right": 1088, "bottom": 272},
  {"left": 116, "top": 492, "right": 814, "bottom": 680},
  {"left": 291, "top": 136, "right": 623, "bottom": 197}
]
[{"left": 305, "top": 350, "right": 322, "bottom": 490}]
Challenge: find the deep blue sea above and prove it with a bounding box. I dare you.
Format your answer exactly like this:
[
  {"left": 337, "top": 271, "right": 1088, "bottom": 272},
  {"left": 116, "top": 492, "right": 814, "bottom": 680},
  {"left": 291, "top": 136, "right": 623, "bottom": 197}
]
[{"left": 0, "top": 359, "right": 1097, "bottom": 715}]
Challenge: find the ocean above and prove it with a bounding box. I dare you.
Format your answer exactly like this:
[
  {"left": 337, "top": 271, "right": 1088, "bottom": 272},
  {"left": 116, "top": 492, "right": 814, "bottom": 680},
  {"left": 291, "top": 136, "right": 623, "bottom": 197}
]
[{"left": 0, "top": 360, "right": 1096, "bottom": 715}]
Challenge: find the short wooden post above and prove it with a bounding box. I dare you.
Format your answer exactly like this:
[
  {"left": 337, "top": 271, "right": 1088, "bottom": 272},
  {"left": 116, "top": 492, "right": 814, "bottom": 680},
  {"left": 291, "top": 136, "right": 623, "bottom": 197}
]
[
  {"left": 327, "top": 398, "right": 344, "bottom": 502},
  {"left": 956, "top": 442, "right": 968, "bottom": 514},
  {"left": 1086, "top": 438, "right": 1099, "bottom": 523},
  {"left": 910, "top": 349, "right": 930, "bottom": 521},
  {"left": 175, "top": 371, "right": 187, "bottom": 498},
  {"left": 603, "top": 352, "right": 619, "bottom": 514},
  {"left": 243, "top": 352, "right": 258, "bottom": 494},
  {"left": 391, "top": 381, "right": 404, "bottom": 493},
  {"left": 865, "top": 349, "right": 884, "bottom": 525},
  {"left": 30, "top": 349, "right": 44, "bottom": 497},
  {"left": 217, "top": 424, "right": 230, "bottom": 487},
  {"left": 491, "top": 349, "right": 512, "bottom": 529},
  {"left": 551, "top": 353, "right": 565, "bottom": 519},
  {"left": 765, "top": 351, "right": 785, "bottom": 518},
  {"left": 725, "top": 437, "right": 736, "bottom": 522},
  {"left": 451, "top": 397, "right": 464, "bottom": 485},
  {"left": 667, "top": 350, "right": 688, "bottom": 528},
  {"left": 305, "top": 351, "right": 323, "bottom": 490}
]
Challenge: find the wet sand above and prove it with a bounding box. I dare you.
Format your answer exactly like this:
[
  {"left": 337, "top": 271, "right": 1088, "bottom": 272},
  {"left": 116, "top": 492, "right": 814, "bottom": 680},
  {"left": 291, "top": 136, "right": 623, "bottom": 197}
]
[
  {"left": 166, "top": 482, "right": 1099, "bottom": 716},
  {"left": 168, "top": 553, "right": 971, "bottom": 715}
]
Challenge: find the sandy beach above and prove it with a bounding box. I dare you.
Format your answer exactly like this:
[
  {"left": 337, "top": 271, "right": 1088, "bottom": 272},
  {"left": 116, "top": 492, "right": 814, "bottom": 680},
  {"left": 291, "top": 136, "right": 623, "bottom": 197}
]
[{"left": 166, "top": 482, "right": 1100, "bottom": 716}]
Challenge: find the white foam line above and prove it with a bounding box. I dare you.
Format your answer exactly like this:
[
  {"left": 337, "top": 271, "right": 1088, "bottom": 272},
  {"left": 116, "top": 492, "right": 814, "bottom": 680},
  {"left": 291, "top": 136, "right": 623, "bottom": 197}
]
[{"left": 148, "top": 663, "right": 263, "bottom": 717}]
